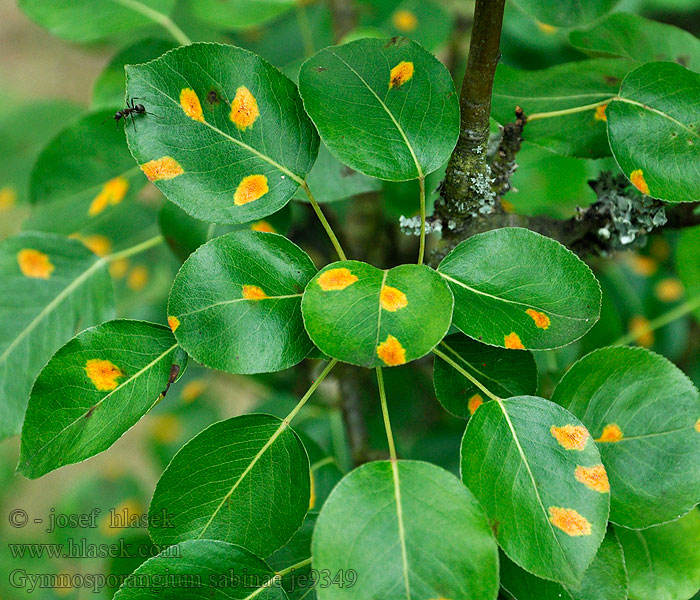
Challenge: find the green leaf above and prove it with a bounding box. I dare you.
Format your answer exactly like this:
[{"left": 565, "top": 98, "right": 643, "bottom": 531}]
[
  {"left": 92, "top": 38, "right": 175, "bottom": 109},
  {"left": 299, "top": 432, "right": 343, "bottom": 512},
  {"left": 461, "top": 395, "right": 610, "bottom": 586},
  {"left": 125, "top": 42, "right": 319, "bottom": 223},
  {"left": 511, "top": 0, "right": 621, "bottom": 27},
  {"left": 677, "top": 226, "right": 700, "bottom": 320},
  {"left": 18, "top": 0, "right": 177, "bottom": 43},
  {"left": 437, "top": 228, "right": 601, "bottom": 350},
  {"left": 0, "top": 232, "right": 114, "bottom": 440},
  {"left": 168, "top": 230, "right": 316, "bottom": 374},
  {"left": 491, "top": 59, "right": 633, "bottom": 158},
  {"left": 607, "top": 62, "right": 700, "bottom": 203},
  {"left": 312, "top": 460, "right": 499, "bottom": 599},
  {"left": 570, "top": 13, "right": 700, "bottom": 73},
  {"left": 298, "top": 37, "right": 459, "bottom": 180},
  {"left": 433, "top": 333, "right": 538, "bottom": 419},
  {"left": 551, "top": 346, "right": 700, "bottom": 528},
  {"left": 616, "top": 510, "right": 700, "bottom": 600},
  {"left": 301, "top": 261, "right": 453, "bottom": 368},
  {"left": 148, "top": 413, "right": 310, "bottom": 557},
  {"left": 268, "top": 513, "right": 317, "bottom": 600},
  {"left": 500, "top": 528, "right": 628, "bottom": 600},
  {"left": 186, "top": 0, "right": 295, "bottom": 30},
  {"left": 18, "top": 319, "right": 181, "bottom": 479},
  {"left": 114, "top": 539, "right": 286, "bottom": 599}
]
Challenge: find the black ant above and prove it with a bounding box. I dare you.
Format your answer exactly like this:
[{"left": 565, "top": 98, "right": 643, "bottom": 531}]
[{"left": 105, "top": 98, "right": 150, "bottom": 129}]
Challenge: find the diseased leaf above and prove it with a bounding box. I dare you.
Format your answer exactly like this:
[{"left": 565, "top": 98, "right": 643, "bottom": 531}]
[
  {"left": 126, "top": 42, "right": 319, "bottom": 223},
  {"left": 0, "top": 232, "right": 114, "bottom": 440},
  {"left": 552, "top": 346, "right": 700, "bottom": 528},
  {"left": 168, "top": 230, "right": 316, "bottom": 374},
  {"left": 616, "top": 510, "right": 700, "bottom": 600},
  {"left": 461, "top": 395, "right": 610, "bottom": 587},
  {"left": 301, "top": 261, "right": 453, "bottom": 368},
  {"left": 433, "top": 333, "right": 538, "bottom": 419},
  {"left": 492, "top": 59, "right": 633, "bottom": 158},
  {"left": 148, "top": 413, "right": 310, "bottom": 557},
  {"left": 18, "top": 319, "right": 182, "bottom": 479},
  {"left": 511, "top": 0, "right": 621, "bottom": 27},
  {"left": 607, "top": 61, "right": 700, "bottom": 203},
  {"left": 437, "top": 228, "right": 601, "bottom": 350},
  {"left": 313, "top": 460, "right": 499, "bottom": 599},
  {"left": 298, "top": 37, "right": 459, "bottom": 180},
  {"left": 268, "top": 513, "right": 317, "bottom": 600}
]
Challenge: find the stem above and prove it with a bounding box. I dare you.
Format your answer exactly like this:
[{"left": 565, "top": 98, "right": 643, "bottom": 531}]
[
  {"left": 105, "top": 234, "right": 164, "bottom": 263},
  {"left": 301, "top": 182, "right": 347, "bottom": 261},
  {"left": 285, "top": 359, "right": 338, "bottom": 424},
  {"left": 417, "top": 175, "right": 426, "bottom": 265},
  {"left": 613, "top": 293, "right": 700, "bottom": 347},
  {"left": 113, "top": 0, "right": 192, "bottom": 45},
  {"left": 376, "top": 367, "right": 397, "bottom": 461},
  {"left": 527, "top": 98, "right": 614, "bottom": 122},
  {"left": 432, "top": 345, "right": 501, "bottom": 402},
  {"left": 277, "top": 557, "right": 313, "bottom": 577}
]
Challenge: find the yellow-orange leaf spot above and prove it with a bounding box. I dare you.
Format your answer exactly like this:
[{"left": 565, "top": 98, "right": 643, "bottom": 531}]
[
  {"left": 234, "top": 174, "right": 269, "bottom": 206},
  {"left": 536, "top": 20, "right": 557, "bottom": 34},
  {"left": 695, "top": 419, "right": 700, "bottom": 433},
  {"left": 597, "top": 424, "right": 624, "bottom": 443},
  {"left": 99, "top": 499, "right": 142, "bottom": 537},
  {"left": 594, "top": 104, "right": 608, "bottom": 122},
  {"left": 168, "top": 316, "right": 181, "bottom": 332},
  {"left": 127, "top": 265, "right": 149, "bottom": 291},
  {"left": 655, "top": 278, "right": 684, "bottom": 302},
  {"left": 85, "top": 358, "right": 123, "bottom": 391},
  {"left": 180, "top": 88, "right": 205, "bottom": 122},
  {"left": 628, "top": 315, "right": 654, "bottom": 348},
  {"left": 575, "top": 464, "right": 610, "bottom": 493},
  {"left": 230, "top": 86, "right": 260, "bottom": 130},
  {"left": 109, "top": 258, "right": 129, "bottom": 279},
  {"left": 526, "top": 308, "right": 550, "bottom": 330},
  {"left": 377, "top": 334, "right": 407, "bottom": 366},
  {"left": 17, "top": 248, "right": 54, "bottom": 279},
  {"left": 250, "top": 220, "right": 276, "bottom": 233},
  {"left": 309, "top": 470, "right": 316, "bottom": 510},
  {"left": 70, "top": 234, "right": 112, "bottom": 257},
  {"left": 389, "top": 61, "right": 414, "bottom": 89},
  {"left": 504, "top": 332, "right": 525, "bottom": 350},
  {"left": 151, "top": 414, "right": 183, "bottom": 444},
  {"left": 392, "top": 9, "right": 418, "bottom": 32},
  {"left": 89, "top": 176, "right": 129, "bottom": 216},
  {"left": 551, "top": 425, "right": 589, "bottom": 451},
  {"left": 317, "top": 268, "right": 358, "bottom": 291},
  {"left": 468, "top": 394, "right": 484, "bottom": 415},
  {"left": 140, "top": 156, "right": 184, "bottom": 182},
  {"left": 380, "top": 285, "right": 408, "bottom": 311},
  {"left": 181, "top": 379, "right": 206, "bottom": 403},
  {"left": 0, "top": 186, "right": 17, "bottom": 211},
  {"left": 548, "top": 506, "right": 592, "bottom": 536},
  {"left": 630, "top": 169, "right": 650, "bottom": 194},
  {"left": 242, "top": 284, "right": 268, "bottom": 300}
]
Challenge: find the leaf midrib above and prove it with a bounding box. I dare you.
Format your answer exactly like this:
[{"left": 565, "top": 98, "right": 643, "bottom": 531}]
[
  {"left": 390, "top": 461, "right": 411, "bottom": 600},
  {"left": 176, "top": 293, "right": 302, "bottom": 318}
]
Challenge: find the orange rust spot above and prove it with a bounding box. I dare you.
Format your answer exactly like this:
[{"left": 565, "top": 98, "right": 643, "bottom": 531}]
[
  {"left": 127, "top": 265, "right": 149, "bottom": 291},
  {"left": 596, "top": 424, "right": 624, "bottom": 443},
  {"left": 141, "top": 156, "right": 184, "bottom": 182},
  {"left": 380, "top": 285, "right": 408, "bottom": 311},
  {"left": 0, "top": 186, "right": 16, "bottom": 211},
  {"left": 250, "top": 220, "right": 276, "bottom": 233},
  {"left": 695, "top": 419, "right": 700, "bottom": 433},
  {"left": 89, "top": 176, "right": 129, "bottom": 216},
  {"left": 526, "top": 308, "right": 550, "bottom": 330},
  {"left": 85, "top": 358, "right": 123, "bottom": 391},
  {"left": 504, "top": 332, "right": 525, "bottom": 350},
  {"left": 629, "top": 315, "right": 654, "bottom": 347},
  {"left": 17, "top": 248, "right": 54, "bottom": 279},
  {"left": 180, "top": 88, "right": 205, "bottom": 123},
  {"left": 70, "top": 234, "right": 112, "bottom": 257},
  {"left": 630, "top": 169, "right": 650, "bottom": 194},
  {"left": 551, "top": 425, "right": 589, "bottom": 450},
  {"left": 377, "top": 334, "right": 407, "bottom": 366},
  {"left": 317, "top": 268, "right": 358, "bottom": 291},
  {"left": 242, "top": 284, "right": 268, "bottom": 300},
  {"left": 150, "top": 414, "right": 182, "bottom": 444},
  {"left": 109, "top": 258, "right": 129, "bottom": 279},
  {"left": 594, "top": 104, "right": 608, "bottom": 122},
  {"left": 181, "top": 379, "right": 206, "bottom": 403},
  {"left": 536, "top": 20, "right": 557, "bottom": 34},
  {"left": 575, "top": 464, "right": 610, "bottom": 493},
  {"left": 392, "top": 9, "right": 418, "bottom": 32},
  {"left": 468, "top": 394, "right": 484, "bottom": 415},
  {"left": 389, "top": 61, "right": 414, "bottom": 88},
  {"left": 230, "top": 86, "right": 259, "bottom": 130},
  {"left": 234, "top": 174, "right": 268, "bottom": 206},
  {"left": 168, "top": 316, "right": 180, "bottom": 332},
  {"left": 548, "top": 506, "right": 592, "bottom": 536},
  {"left": 309, "top": 470, "right": 316, "bottom": 510},
  {"left": 655, "top": 278, "right": 684, "bottom": 302}
]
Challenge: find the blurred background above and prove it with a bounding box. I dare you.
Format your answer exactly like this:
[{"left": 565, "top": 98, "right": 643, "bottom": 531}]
[{"left": 1, "top": 0, "right": 700, "bottom": 597}]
